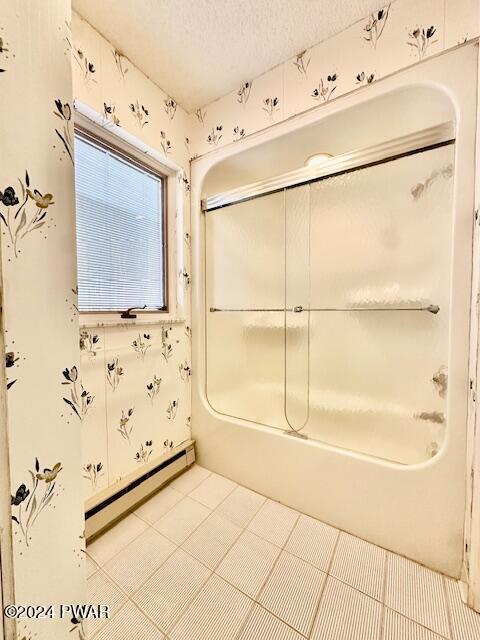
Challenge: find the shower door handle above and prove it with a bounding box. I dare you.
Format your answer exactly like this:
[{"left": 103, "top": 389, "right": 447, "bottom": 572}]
[{"left": 293, "top": 306, "right": 303, "bottom": 313}]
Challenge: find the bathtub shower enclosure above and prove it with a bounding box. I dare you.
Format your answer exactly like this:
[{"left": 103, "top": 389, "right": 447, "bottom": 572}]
[
  {"left": 205, "top": 125, "right": 454, "bottom": 465},
  {"left": 191, "top": 44, "right": 478, "bottom": 577}
]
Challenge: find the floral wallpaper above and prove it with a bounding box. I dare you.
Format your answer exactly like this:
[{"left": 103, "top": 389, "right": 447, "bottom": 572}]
[
  {"left": 71, "top": 12, "right": 192, "bottom": 501},
  {"left": 188, "top": 0, "right": 480, "bottom": 158},
  {"left": 79, "top": 322, "right": 191, "bottom": 496},
  {"left": 1, "top": 1, "right": 85, "bottom": 638},
  {"left": 0, "top": 1, "right": 477, "bottom": 636}
]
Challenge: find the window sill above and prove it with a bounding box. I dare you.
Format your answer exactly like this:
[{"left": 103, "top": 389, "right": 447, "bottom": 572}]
[{"left": 79, "top": 315, "right": 186, "bottom": 329}]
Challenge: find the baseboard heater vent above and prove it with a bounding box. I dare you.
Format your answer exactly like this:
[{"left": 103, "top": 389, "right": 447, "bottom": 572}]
[{"left": 85, "top": 440, "right": 195, "bottom": 540}]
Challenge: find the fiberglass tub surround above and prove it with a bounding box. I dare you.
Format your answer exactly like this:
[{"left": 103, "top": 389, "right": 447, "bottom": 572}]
[
  {"left": 206, "top": 141, "right": 453, "bottom": 465},
  {"left": 205, "top": 87, "right": 454, "bottom": 466},
  {"left": 193, "top": 46, "right": 477, "bottom": 576}
]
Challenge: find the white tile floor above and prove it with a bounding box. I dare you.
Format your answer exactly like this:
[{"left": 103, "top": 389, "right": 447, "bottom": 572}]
[{"left": 86, "top": 465, "right": 480, "bottom": 640}]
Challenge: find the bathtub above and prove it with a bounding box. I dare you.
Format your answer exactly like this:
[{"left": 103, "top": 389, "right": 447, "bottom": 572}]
[{"left": 191, "top": 43, "right": 478, "bottom": 577}]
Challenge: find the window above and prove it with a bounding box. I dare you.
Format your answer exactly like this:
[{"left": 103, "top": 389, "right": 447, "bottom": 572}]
[{"left": 74, "top": 130, "right": 167, "bottom": 313}]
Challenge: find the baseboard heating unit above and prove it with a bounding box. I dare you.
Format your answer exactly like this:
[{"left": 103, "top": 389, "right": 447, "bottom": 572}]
[{"left": 85, "top": 439, "right": 195, "bottom": 540}]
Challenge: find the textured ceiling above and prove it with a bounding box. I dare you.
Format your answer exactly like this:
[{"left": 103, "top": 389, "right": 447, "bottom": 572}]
[{"left": 72, "top": 0, "right": 387, "bottom": 113}]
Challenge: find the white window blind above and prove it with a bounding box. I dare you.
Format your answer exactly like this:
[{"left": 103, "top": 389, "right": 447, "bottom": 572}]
[{"left": 74, "top": 132, "right": 166, "bottom": 312}]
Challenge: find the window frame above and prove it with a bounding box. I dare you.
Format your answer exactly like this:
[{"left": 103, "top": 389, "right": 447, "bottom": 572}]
[{"left": 73, "top": 109, "right": 184, "bottom": 327}]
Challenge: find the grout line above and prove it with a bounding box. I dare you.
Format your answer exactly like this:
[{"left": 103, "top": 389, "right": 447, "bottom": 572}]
[
  {"left": 314, "top": 572, "right": 453, "bottom": 640},
  {"left": 382, "top": 604, "right": 451, "bottom": 640},
  {"left": 186, "top": 474, "right": 238, "bottom": 510},
  {"left": 306, "top": 529, "right": 341, "bottom": 638},
  {"left": 85, "top": 551, "right": 102, "bottom": 575},
  {"left": 152, "top": 508, "right": 211, "bottom": 547},
  {"left": 90, "top": 584, "right": 169, "bottom": 640},
  {"left": 86, "top": 512, "right": 150, "bottom": 567},
  {"left": 211, "top": 528, "right": 283, "bottom": 595},
  {"left": 442, "top": 574, "right": 454, "bottom": 640},
  {"left": 215, "top": 495, "right": 267, "bottom": 529},
  {"left": 127, "top": 476, "right": 251, "bottom": 631},
  {"left": 316, "top": 572, "right": 452, "bottom": 640},
  {"left": 133, "top": 486, "right": 187, "bottom": 527},
  {"left": 101, "top": 528, "right": 178, "bottom": 599},
  {"left": 160, "top": 476, "right": 260, "bottom": 638},
  {"left": 213, "top": 482, "right": 267, "bottom": 528},
  {"left": 213, "top": 573, "right": 256, "bottom": 640},
  {"left": 379, "top": 551, "right": 389, "bottom": 639},
  {"left": 210, "top": 563, "right": 279, "bottom": 602},
  {"left": 232, "top": 509, "right": 305, "bottom": 640},
  {"left": 381, "top": 551, "right": 389, "bottom": 604},
  {"left": 243, "top": 600, "right": 310, "bottom": 640},
  {"left": 134, "top": 510, "right": 158, "bottom": 527},
  {"left": 166, "top": 467, "right": 212, "bottom": 495},
  {"left": 254, "top": 510, "right": 301, "bottom": 603},
  {"left": 133, "top": 548, "right": 213, "bottom": 637},
  {"left": 86, "top": 568, "right": 130, "bottom": 639},
  {"left": 134, "top": 569, "right": 201, "bottom": 637},
  {"left": 126, "top": 598, "right": 173, "bottom": 638},
  {"left": 180, "top": 517, "right": 243, "bottom": 571},
  {"left": 176, "top": 488, "right": 273, "bottom": 576},
  {"left": 165, "top": 571, "right": 223, "bottom": 637},
  {"left": 150, "top": 482, "right": 228, "bottom": 544},
  {"left": 213, "top": 513, "right": 315, "bottom": 640},
  {"left": 137, "top": 545, "right": 182, "bottom": 598},
  {"left": 150, "top": 471, "right": 242, "bottom": 548},
  {"left": 239, "top": 512, "right": 307, "bottom": 636}
]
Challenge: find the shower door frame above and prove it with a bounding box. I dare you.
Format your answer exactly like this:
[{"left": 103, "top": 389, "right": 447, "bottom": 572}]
[{"left": 191, "top": 42, "right": 478, "bottom": 580}]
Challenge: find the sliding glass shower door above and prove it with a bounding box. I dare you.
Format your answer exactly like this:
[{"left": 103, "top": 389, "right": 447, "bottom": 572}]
[
  {"left": 307, "top": 144, "right": 453, "bottom": 462},
  {"left": 206, "top": 192, "right": 288, "bottom": 430},
  {"left": 205, "top": 127, "right": 454, "bottom": 464}
]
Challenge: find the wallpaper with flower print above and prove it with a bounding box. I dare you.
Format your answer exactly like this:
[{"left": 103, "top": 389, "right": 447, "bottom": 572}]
[
  {"left": 80, "top": 322, "right": 191, "bottom": 498},
  {"left": 1, "top": 1, "right": 85, "bottom": 638},
  {"left": 0, "top": 1, "right": 476, "bottom": 637},
  {"left": 0, "top": 171, "right": 56, "bottom": 259},
  {"left": 188, "top": 0, "right": 479, "bottom": 158},
  {"left": 71, "top": 12, "right": 193, "bottom": 501},
  {"left": 11, "top": 458, "right": 64, "bottom": 548}
]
